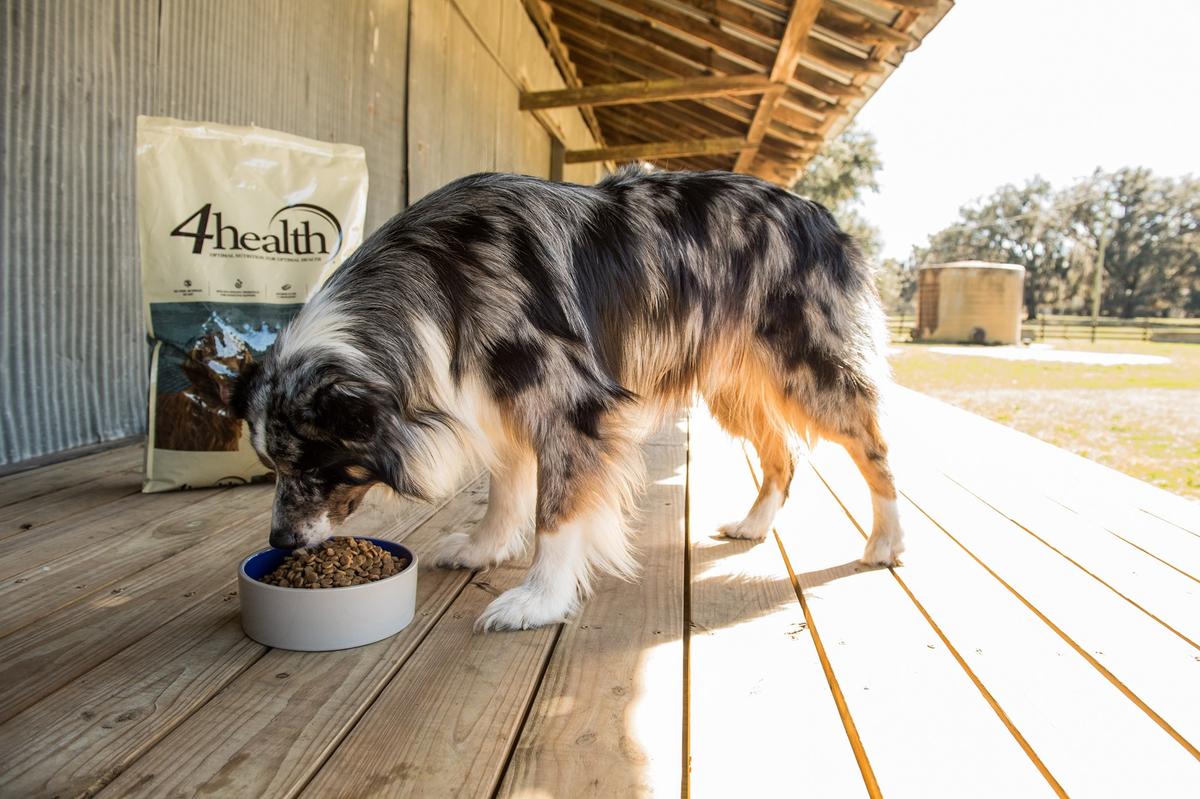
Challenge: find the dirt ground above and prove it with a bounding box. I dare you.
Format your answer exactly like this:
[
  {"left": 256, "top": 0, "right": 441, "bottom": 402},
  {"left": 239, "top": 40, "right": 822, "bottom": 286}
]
[{"left": 888, "top": 339, "right": 1200, "bottom": 498}]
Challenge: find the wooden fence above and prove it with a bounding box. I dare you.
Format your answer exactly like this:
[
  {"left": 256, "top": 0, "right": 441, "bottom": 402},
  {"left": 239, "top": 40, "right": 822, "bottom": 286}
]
[{"left": 888, "top": 315, "right": 1200, "bottom": 344}]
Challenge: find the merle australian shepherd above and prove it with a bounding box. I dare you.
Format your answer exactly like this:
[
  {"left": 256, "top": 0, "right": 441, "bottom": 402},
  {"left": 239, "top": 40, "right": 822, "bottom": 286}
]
[{"left": 230, "top": 167, "right": 903, "bottom": 631}]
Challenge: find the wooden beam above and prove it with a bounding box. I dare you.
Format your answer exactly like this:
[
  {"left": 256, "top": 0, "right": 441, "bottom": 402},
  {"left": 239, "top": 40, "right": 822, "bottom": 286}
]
[
  {"left": 548, "top": 0, "right": 862, "bottom": 106},
  {"left": 602, "top": 0, "right": 776, "bottom": 68},
  {"left": 871, "top": 0, "right": 939, "bottom": 10},
  {"left": 564, "top": 136, "right": 750, "bottom": 163},
  {"left": 520, "top": 73, "right": 774, "bottom": 110},
  {"left": 558, "top": 23, "right": 767, "bottom": 134},
  {"left": 804, "top": 39, "right": 886, "bottom": 77},
  {"left": 819, "top": 6, "right": 919, "bottom": 49},
  {"left": 570, "top": 56, "right": 762, "bottom": 147},
  {"left": 734, "top": 0, "right": 823, "bottom": 175},
  {"left": 521, "top": 0, "right": 607, "bottom": 148},
  {"left": 692, "top": 0, "right": 786, "bottom": 41}
]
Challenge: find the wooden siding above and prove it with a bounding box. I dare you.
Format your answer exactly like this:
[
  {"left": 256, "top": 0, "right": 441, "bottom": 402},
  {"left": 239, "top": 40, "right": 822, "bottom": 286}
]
[{"left": 408, "top": 0, "right": 606, "bottom": 204}]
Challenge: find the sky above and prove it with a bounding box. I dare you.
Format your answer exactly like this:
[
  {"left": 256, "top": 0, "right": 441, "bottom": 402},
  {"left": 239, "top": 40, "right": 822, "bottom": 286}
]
[{"left": 853, "top": 0, "right": 1200, "bottom": 260}]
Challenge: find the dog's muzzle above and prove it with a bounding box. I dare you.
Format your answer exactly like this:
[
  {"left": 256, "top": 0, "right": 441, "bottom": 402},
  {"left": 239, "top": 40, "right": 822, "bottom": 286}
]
[{"left": 269, "top": 526, "right": 304, "bottom": 550}]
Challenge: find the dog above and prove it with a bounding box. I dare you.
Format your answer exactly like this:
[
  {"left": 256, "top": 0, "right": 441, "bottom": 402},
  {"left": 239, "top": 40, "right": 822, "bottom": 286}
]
[
  {"left": 229, "top": 167, "right": 903, "bottom": 631},
  {"left": 156, "top": 329, "right": 254, "bottom": 451}
]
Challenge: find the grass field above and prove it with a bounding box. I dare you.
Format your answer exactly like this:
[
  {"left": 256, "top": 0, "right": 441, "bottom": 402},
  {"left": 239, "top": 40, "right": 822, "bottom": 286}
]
[{"left": 888, "top": 339, "right": 1200, "bottom": 498}]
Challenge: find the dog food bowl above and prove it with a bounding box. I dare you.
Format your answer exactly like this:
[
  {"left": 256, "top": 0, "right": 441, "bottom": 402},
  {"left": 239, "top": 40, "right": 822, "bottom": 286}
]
[{"left": 238, "top": 538, "right": 418, "bottom": 651}]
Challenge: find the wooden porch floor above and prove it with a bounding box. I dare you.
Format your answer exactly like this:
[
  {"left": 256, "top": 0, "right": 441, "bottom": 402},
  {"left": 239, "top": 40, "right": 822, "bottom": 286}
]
[{"left": 1, "top": 388, "right": 1198, "bottom": 797}]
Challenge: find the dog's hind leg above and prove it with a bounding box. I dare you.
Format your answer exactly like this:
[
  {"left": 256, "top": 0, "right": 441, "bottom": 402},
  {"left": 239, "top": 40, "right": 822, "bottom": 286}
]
[
  {"left": 705, "top": 388, "right": 794, "bottom": 541},
  {"left": 432, "top": 446, "right": 536, "bottom": 570},
  {"left": 815, "top": 397, "right": 903, "bottom": 567}
]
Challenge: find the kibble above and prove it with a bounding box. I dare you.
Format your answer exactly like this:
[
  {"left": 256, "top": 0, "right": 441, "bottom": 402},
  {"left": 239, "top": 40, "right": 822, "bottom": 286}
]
[{"left": 261, "top": 537, "right": 406, "bottom": 589}]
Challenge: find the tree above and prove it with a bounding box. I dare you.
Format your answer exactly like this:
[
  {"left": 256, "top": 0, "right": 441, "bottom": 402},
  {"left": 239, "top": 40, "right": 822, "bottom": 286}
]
[
  {"left": 875, "top": 257, "right": 917, "bottom": 314},
  {"left": 920, "top": 178, "right": 1074, "bottom": 319},
  {"left": 1065, "top": 168, "right": 1200, "bottom": 318},
  {"left": 793, "top": 124, "right": 883, "bottom": 261},
  {"left": 916, "top": 169, "right": 1200, "bottom": 319}
]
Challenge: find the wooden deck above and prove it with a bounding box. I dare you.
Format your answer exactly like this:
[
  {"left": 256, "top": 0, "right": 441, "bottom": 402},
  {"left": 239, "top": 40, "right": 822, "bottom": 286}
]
[{"left": 1, "top": 387, "right": 1198, "bottom": 797}]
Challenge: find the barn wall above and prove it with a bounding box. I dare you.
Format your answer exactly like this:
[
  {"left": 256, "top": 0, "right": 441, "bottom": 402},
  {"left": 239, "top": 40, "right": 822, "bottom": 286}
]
[
  {"left": 407, "top": 0, "right": 604, "bottom": 202},
  {"left": 1, "top": 0, "right": 410, "bottom": 466}
]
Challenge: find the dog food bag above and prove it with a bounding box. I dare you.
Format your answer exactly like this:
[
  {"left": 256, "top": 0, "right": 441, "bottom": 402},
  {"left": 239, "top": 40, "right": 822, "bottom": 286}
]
[{"left": 136, "top": 116, "right": 368, "bottom": 492}]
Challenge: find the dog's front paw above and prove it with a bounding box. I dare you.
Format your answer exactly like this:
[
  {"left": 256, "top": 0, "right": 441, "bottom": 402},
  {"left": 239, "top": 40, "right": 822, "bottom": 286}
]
[
  {"left": 861, "top": 531, "right": 904, "bottom": 567},
  {"left": 718, "top": 519, "right": 770, "bottom": 541},
  {"left": 475, "top": 585, "right": 572, "bottom": 632},
  {"left": 431, "top": 532, "right": 493, "bottom": 570}
]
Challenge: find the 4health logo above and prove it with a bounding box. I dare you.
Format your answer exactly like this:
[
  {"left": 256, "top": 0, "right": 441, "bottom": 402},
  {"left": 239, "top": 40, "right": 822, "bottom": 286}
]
[{"left": 170, "top": 203, "right": 344, "bottom": 262}]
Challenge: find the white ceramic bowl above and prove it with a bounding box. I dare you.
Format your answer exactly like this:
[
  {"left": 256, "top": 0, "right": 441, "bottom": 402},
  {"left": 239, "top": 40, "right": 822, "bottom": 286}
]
[{"left": 238, "top": 538, "right": 418, "bottom": 651}]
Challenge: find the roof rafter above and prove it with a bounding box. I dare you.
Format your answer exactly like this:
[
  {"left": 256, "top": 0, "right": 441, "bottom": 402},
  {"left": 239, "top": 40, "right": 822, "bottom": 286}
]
[
  {"left": 519, "top": 73, "right": 774, "bottom": 110},
  {"left": 734, "top": 0, "right": 823, "bottom": 173},
  {"left": 565, "top": 136, "right": 751, "bottom": 163}
]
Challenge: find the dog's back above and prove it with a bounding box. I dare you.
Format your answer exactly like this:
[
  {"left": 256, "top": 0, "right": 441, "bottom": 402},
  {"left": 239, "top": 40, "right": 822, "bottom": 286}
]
[{"left": 321, "top": 167, "right": 887, "bottom": 414}]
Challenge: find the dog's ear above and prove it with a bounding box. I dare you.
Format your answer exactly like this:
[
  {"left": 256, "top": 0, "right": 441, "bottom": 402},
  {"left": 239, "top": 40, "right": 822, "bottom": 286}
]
[
  {"left": 223, "top": 360, "right": 262, "bottom": 419},
  {"left": 309, "top": 381, "right": 385, "bottom": 442}
]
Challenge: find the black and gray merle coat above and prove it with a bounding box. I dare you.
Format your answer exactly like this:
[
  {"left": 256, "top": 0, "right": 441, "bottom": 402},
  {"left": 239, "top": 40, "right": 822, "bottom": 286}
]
[{"left": 234, "top": 166, "right": 903, "bottom": 630}]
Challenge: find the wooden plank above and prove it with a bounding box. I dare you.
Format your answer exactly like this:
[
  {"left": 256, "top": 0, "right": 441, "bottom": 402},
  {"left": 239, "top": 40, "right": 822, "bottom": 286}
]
[
  {"left": 770, "top": 449, "right": 1053, "bottom": 796},
  {"left": 0, "top": 591, "right": 265, "bottom": 799},
  {"left": 0, "top": 443, "right": 141, "bottom": 507},
  {"left": 298, "top": 565, "right": 558, "bottom": 797},
  {"left": 685, "top": 409, "right": 866, "bottom": 797},
  {"left": 882, "top": 389, "right": 1200, "bottom": 603},
  {"left": 0, "top": 465, "right": 142, "bottom": 540},
  {"left": 0, "top": 486, "right": 273, "bottom": 724},
  {"left": 600, "top": 0, "right": 776, "bottom": 69},
  {"left": 877, "top": 459, "right": 1200, "bottom": 767},
  {"left": 443, "top": 5, "right": 481, "bottom": 182},
  {"left": 813, "top": 442, "right": 1200, "bottom": 794},
  {"left": 406, "top": 0, "right": 450, "bottom": 202},
  {"left": 0, "top": 484, "right": 227, "bottom": 581},
  {"left": 871, "top": 0, "right": 939, "bottom": 10},
  {"left": 94, "top": 478, "right": 490, "bottom": 799},
  {"left": 521, "top": 0, "right": 607, "bottom": 147},
  {"left": 565, "top": 136, "right": 748, "bottom": 163},
  {"left": 817, "top": 8, "right": 917, "bottom": 48},
  {"left": 0, "top": 476, "right": 473, "bottom": 725},
  {"left": 938, "top": 471, "right": 1200, "bottom": 647},
  {"left": 886, "top": 387, "right": 1200, "bottom": 540},
  {"left": 804, "top": 38, "right": 883, "bottom": 77},
  {"left": 734, "top": 0, "right": 822, "bottom": 173},
  {"left": 549, "top": 0, "right": 863, "bottom": 105},
  {"left": 520, "top": 73, "right": 774, "bottom": 110},
  {"left": 496, "top": 426, "right": 687, "bottom": 797},
  {"left": 0, "top": 485, "right": 255, "bottom": 638},
  {"left": 1053, "top": 500, "right": 1200, "bottom": 583}
]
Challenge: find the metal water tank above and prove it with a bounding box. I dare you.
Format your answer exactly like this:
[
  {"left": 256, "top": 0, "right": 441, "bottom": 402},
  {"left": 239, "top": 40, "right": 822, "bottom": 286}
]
[{"left": 915, "top": 261, "right": 1025, "bottom": 345}]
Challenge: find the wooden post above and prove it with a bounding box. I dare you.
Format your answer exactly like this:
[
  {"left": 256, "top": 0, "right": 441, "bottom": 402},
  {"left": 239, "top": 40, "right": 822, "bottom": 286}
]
[{"left": 1091, "top": 229, "right": 1110, "bottom": 344}]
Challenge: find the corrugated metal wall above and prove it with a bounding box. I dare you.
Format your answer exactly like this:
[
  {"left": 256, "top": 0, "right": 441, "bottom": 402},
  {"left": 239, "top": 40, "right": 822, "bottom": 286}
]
[{"left": 0, "top": 0, "right": 410, "bottom": 465}]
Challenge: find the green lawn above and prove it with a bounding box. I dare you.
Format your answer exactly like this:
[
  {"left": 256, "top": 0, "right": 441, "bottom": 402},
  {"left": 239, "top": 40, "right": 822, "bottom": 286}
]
[{"left": 888, "top": 339, "right": 1200, "bottom": 498}]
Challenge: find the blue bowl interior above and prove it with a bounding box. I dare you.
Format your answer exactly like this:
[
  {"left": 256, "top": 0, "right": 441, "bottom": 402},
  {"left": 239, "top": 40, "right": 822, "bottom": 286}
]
[{"left": 242, "top": 538, "right": 414, "bottom": 581}]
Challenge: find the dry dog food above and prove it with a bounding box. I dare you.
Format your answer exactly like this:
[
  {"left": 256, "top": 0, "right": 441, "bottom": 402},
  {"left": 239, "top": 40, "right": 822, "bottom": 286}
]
[
  {"left": 261, "top": 538, "right": 407, "bottom": 589},
  {"left": 136, "top": 116, "right": 369, "bottom": 493}
]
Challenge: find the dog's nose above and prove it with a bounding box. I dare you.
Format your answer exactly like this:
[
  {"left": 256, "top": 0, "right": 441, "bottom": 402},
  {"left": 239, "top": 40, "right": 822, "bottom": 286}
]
[{"left": 269, "top": 527, "right": 300, "bottom": 549}]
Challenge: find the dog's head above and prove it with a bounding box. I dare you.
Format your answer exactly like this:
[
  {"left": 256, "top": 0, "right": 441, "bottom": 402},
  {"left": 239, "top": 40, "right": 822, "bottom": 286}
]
[{"left": 229, "top": 356, "right": 405, "bottom": 549}]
